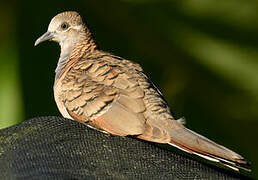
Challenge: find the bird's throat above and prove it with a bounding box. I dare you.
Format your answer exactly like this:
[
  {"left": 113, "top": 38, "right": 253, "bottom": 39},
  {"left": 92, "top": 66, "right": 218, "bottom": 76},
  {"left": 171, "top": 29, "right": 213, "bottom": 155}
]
[{"left": 55, "top": 43, "right": 74, "bottom": 82}]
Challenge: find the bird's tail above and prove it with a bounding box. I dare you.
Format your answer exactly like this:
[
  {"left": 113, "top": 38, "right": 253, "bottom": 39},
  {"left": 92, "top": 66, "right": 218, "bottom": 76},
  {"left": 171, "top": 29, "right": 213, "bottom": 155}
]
[{"left": 168, "top": 125, "right": 250, "bottom": 171}]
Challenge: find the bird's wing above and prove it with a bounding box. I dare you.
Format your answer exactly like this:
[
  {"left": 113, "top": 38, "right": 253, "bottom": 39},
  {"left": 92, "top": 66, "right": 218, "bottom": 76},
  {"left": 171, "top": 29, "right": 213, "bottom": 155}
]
[{"left": 59, "top": 55, "right": 146, "bottom": 136}]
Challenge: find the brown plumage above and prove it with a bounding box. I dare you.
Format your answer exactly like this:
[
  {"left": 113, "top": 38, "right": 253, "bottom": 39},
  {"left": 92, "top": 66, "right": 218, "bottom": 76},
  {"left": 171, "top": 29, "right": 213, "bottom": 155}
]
[{"left": 35, "top": 11, "right": 250, "bottom": 171}]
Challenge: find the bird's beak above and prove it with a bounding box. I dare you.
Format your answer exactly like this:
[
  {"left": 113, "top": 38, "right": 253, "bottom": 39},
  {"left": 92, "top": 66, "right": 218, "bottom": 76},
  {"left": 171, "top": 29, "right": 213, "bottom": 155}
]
[{"left": 34, "top": 31, "right": 54, "bottom": 46}]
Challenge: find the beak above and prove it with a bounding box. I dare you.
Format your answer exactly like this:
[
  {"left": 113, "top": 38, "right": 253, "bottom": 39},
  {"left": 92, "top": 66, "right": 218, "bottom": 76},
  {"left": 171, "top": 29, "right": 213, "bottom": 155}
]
[{"left": 34, "top": 31, "right": 54, "bottom": 46}]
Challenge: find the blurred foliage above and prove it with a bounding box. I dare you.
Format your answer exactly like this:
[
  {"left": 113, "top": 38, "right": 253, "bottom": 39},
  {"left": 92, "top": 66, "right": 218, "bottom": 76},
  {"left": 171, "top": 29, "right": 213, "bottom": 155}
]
[
  {"left": 0, "top": 2, "right": 23, "bottom": 128},
  {"left": 0, "top": 0, "right": 257, "bottom": 178}
]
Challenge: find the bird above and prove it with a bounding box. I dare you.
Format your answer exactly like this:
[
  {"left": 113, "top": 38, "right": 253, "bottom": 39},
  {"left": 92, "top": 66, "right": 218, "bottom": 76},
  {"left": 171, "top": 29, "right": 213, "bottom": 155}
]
[{"left": 35, "top": 11, "right": 250, "bottom": 172}]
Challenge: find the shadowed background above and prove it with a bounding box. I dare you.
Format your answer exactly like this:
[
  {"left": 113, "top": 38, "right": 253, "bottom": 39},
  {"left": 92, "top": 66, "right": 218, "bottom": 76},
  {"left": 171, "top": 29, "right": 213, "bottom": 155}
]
[{"left": 0, "top": 0, "right": 257, "bottom": 178}]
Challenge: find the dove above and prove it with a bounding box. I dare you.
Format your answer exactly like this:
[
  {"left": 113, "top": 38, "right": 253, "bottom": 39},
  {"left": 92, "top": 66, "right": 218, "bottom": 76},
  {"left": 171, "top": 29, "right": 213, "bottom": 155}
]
[{"left": 35, "top": 11, "right": 250, "bottom": 171}]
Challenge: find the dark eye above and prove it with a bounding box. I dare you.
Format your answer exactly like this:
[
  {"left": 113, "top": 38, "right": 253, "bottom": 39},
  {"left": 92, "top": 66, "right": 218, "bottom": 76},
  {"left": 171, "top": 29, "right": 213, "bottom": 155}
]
[{"left": 61, "top": 22, "right": 69, "bottom": 30}]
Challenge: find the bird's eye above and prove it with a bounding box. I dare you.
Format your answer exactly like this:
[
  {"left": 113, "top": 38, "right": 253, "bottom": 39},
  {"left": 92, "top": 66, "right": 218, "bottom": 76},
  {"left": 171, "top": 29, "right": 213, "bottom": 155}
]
[{"left": 60, "top": 22, "right": 69, "bottom": 30}]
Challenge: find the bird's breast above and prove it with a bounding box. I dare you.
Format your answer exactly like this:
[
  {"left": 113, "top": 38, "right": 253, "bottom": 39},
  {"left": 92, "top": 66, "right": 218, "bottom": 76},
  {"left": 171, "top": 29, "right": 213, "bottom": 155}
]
[{"left": 54, "top": 75, "right": 73, "bottom": 120}]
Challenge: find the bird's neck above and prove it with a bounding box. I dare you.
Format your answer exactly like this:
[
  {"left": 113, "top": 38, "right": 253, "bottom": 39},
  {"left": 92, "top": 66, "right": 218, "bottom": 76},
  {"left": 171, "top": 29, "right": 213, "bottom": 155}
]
[{"left": 55, "top": 34, "right": 97, "bottom": 82}]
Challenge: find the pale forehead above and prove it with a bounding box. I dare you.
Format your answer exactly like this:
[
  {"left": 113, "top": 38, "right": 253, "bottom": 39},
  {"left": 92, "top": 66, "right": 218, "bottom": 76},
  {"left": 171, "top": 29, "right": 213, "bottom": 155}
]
[{"left": 48, "top": 11, "right": 83, "bottom": 31}]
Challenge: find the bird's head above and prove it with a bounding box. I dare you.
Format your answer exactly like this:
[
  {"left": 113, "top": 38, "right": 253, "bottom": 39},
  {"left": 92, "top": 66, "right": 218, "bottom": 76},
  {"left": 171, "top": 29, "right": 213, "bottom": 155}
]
[{"left": 35, "top": 11, "right": 89, "bottom": 48}]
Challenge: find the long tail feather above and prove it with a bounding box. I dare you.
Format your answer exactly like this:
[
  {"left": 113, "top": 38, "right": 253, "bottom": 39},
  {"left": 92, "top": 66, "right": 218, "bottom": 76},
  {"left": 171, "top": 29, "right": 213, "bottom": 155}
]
[{"left": 168, "top": 125, "right": 250, "bottom": 171}]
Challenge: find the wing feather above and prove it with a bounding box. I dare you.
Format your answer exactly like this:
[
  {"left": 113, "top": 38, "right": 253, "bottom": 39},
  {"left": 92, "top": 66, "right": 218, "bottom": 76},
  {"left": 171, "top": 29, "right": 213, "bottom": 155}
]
[{"left": 59, "top": 56, "right": 146, "bottom": 135}]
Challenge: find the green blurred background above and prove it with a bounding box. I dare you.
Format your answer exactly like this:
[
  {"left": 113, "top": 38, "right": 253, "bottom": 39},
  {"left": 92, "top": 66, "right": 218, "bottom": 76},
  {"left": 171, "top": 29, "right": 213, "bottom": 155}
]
[{"left": 0, "top": 0, "right": 258, "bottom": 178}]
